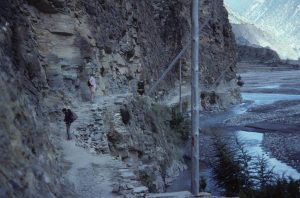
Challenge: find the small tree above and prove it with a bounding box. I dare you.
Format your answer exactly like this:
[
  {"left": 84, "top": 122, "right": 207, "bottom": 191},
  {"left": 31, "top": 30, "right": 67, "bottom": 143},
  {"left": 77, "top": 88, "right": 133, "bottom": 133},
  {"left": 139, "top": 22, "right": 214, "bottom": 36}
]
[
  {"left": 199, "top": 176, "right": 207, "bottom": 192},
  {"left": 211, "top": 135, "right": 245, "bottom": 196},
  {"left": 252, "top": 155, "right": 275, "bottom": 189},
  {"left": 169, "top": 108, "right": 184, "bottom": 129},
  {"left": 235, "top": 138, "right": 253, "bottom": 189},
  {"left": 210, "top": 133, "right": 300, "bottom": 198},
  {"left": 256, "top": 177, "right": 300, "bottom": 198},
  {"left": 237, "top": 75, "right": 244, "bottom": 87}
]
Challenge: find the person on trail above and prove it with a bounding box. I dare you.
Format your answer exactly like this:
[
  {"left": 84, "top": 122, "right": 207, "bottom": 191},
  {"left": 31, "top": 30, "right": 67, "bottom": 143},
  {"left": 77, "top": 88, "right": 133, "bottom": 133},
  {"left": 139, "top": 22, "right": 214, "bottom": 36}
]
[
  {"left": 137, "top": 80, "right": 145, "bottom": 95},
  {"left": 88, "top": 75, "right": 96, "bottom": 101},
  {"left": 62, "top": 108, "right": 77, "bottom": 140}
]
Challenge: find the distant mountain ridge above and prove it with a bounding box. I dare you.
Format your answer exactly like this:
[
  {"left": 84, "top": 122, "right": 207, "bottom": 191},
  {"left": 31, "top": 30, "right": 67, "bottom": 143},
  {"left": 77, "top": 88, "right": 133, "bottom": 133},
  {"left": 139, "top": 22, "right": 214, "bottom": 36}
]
[
  {"left": 225, "top": 0, "right": 300, "bottom": 60},
  {"left": 231, "top": 23, "right": 272, "bottom": 47}
]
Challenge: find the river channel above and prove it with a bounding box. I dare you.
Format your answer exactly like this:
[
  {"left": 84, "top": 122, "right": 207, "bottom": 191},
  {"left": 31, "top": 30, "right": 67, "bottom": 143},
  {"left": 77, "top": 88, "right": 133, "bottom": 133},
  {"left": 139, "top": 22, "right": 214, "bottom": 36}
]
[{"left": 167, "top": 66, "right": 300, "bottom": 194}]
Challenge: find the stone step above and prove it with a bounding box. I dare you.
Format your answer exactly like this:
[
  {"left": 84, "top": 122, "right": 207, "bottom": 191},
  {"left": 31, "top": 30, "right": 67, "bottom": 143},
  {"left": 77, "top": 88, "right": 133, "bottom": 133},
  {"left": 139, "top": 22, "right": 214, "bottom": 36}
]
[
  {"left": 120, "top": 170, "right": 136, "bottom": 180},
  {"left": 147, "top": 191, "right": 193, "bottom": 198},
  {"left": 133, "top": 186, "right": 148, "bottom": 194}
]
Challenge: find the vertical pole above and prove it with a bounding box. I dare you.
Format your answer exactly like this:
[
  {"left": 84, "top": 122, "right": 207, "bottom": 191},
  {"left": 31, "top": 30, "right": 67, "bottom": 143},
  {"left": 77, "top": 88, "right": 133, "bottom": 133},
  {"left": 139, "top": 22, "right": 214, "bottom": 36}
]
[
  {"left": 191, "top": 0, "right": 200, "bottom": 195},
  {"left": 179, "top": 59, "right": 183, "bottom": 114}
]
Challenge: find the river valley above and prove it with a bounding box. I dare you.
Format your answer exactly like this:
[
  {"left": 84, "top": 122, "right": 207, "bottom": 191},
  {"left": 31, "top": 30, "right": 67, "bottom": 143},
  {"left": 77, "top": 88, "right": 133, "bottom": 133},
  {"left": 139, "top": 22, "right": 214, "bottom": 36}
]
[{"left": 167, "top": 63, "right": 300, "bottom": 194}]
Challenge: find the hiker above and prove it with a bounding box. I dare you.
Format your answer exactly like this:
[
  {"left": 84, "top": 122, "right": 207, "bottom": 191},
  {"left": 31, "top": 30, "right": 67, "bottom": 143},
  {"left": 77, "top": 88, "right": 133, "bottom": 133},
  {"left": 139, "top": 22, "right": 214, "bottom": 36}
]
[
  {"left": 62, "top": 108, "right": 77, "bottom": 140},
  {"left": 88, "top": 75, "right": 96, "bottom": 101},
  {"left": 154, "top": 92, "right": 159, "bottom": 102},
  {"left": 137, "top": 80, "right": 145, "bottom": 95}
]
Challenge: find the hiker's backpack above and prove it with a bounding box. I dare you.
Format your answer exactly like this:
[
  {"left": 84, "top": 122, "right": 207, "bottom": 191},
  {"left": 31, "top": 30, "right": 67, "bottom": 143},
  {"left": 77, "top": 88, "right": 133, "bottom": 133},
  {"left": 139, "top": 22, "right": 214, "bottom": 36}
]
[
  {"left": 71, "top": 111, "right": 78, "bottom": 122},
  {"left": 87, "top": 79, "right": 92, "bottom": 87}
]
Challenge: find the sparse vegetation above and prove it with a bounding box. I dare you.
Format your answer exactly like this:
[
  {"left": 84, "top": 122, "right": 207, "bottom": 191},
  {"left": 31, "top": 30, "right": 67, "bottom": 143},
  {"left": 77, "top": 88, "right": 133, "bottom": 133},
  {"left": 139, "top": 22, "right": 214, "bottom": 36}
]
[
  {"left": 169, "top": 108, "right": 184, "bottom": 129},
  {"left": 259, "top": 177, "right": 300, "bottom": 198},
  {"left": 211, "top": 135, "right": 245, "bottom": 196},
  {"left": 120, "top": 105, "right": 130, "bottom": 125},
  {"left": 237, "top": 75, "right": 245, "bottom": 87},
  {"left": 151, "top": 103, "right": 164, "bottom": 115},
  {"left": 200, "top": 91, "right": 220, "bottom": 109},
  {"left": 169, "top": 108, "right": 190, "bottom": 141},
  {"left": 209, "top": 91, "right": 218, "bottom": 105},
  {"left": 210, "top": 134, "right": 300, "bottom": 197},
  {"left": 138, "top": 169, "right": 156, "bottom": 192},
  {"left": 200, "top": 176, "right": 207, "bottom": 192}
]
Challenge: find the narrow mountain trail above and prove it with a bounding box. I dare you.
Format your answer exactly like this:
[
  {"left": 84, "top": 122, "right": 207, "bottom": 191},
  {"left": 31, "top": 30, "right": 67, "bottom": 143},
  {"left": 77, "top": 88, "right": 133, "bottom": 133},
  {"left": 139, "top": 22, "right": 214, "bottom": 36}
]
[
  {"left": 57, "top": 93, "right": 194, "bottom": 198},
  {"left": 58, "top": 94, "right": 144, "bottom": 198},
  {"left": 61, "top": 140, "right": 123, "bottom": 198},
  {"left": 161, "top": 85, "right": 190, "bottom": 107}
]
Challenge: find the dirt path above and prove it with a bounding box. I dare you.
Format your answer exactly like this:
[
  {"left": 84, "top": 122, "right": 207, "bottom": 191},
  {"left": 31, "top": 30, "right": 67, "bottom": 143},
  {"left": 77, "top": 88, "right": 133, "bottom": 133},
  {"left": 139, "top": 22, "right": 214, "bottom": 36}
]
[
  {"left": 161, "top": 85, "right": 190, "bottom": 107},
  {"left": 61, "top": 140, "right": 123, "bottom": 198},
  {"left": 58, "top": 92, "right": 199, "bottom": 197},
  {"left": 59, "top": 94, "right": 136, "bottom": 198}
]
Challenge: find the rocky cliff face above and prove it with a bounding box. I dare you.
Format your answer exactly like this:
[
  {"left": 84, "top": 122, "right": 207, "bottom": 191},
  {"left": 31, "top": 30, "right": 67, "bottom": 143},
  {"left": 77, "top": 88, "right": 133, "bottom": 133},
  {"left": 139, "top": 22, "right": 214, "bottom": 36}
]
[
  {"left": 198, "top": 0, "right": 241, "bottom": 110},
  {"left": 0, "top": 0, "right": 239, "bottom": 196},
  {"left": 0, "top": 1, "right": 73, "bottom": 197}
]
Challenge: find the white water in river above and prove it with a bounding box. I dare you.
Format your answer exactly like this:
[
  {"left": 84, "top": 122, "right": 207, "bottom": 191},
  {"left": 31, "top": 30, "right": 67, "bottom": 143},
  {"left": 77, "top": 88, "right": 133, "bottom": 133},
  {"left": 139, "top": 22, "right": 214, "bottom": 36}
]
[{"left": 237, "top": 131, "right": 300, "bottom": 180}]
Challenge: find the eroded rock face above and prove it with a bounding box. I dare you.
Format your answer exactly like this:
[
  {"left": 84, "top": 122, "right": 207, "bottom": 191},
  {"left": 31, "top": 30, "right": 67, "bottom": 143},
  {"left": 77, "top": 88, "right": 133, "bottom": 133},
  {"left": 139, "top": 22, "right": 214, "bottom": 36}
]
[
  {"left": 0, "top": 3, "right": 73, "bottom": 197},
  {"left": 24, "top": 0, "right": 239, "bottom": 105},
  {"left": 27, "top": 0, "right": 65, "bottom": 13},
  {"left": 0, "top": 0, "right": 239, "bottom": 196},
  {"left": 105, "top": 97, "right": 188, "bottom": 193}
]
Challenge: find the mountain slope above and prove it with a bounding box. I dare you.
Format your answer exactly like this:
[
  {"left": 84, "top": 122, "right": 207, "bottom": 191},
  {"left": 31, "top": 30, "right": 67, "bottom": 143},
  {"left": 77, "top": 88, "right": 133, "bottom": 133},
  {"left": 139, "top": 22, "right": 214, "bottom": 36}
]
[
  {"left": 231, "top": 23, "right": 271, "bottom": 47},
  {"left": 225, "top": 0, "right": 300, "bottom": 60}
]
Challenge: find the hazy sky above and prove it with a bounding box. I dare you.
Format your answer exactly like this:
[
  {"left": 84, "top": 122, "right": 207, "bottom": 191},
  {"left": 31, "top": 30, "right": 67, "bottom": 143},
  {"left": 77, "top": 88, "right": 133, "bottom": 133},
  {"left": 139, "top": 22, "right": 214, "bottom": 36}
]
[{"left": 224, "top": 0, "right": 265, "bottom": 15}]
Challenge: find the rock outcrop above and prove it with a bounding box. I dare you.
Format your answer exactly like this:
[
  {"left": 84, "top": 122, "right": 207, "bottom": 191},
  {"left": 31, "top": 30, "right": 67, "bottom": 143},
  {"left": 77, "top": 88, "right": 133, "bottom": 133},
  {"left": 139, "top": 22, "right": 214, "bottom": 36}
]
[
  {"left": 0, "top": 0, "right": 239, "bottom": 197},
  {"left": 237, "top": 45, "right": 281, "bottom": 63},
  {"left": 198, "top": 0, "right": 241, "bottom": 110},
  {"left": 0, "top": 2, "right": 73, "bottom": 197},
  {"left": 228, "top": 23, "right": 281, "bottom": 64},
  {"left": 72, "top": 95, "right": 188, "bottom": 194}
]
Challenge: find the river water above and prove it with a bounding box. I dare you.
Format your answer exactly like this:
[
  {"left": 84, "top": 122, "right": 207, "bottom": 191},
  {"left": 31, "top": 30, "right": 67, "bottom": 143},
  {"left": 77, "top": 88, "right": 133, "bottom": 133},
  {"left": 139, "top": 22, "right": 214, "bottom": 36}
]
[
  {"left": 242, "top": 92, "right": 300, "bottom": 106},
  {"left": 237, "top": 130, "right": 300, "bottom": 179},
  {"left": 167, "top": 68, "right": 300, "bottom": 194}
]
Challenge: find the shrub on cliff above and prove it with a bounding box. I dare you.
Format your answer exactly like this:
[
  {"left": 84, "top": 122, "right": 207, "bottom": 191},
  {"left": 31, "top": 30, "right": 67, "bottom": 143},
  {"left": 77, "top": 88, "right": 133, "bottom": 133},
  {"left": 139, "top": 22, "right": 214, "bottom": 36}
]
[
  {"left": 120, "top": 105, "right": 130, "bottom": 125},
  {"left": 169, "top": 108, "right": 184, "bottom": 129},
  {"left": 200, "top": 176, "right": 207, "bottom": 192},
  {"left": 138, "top": 169, "right": 157, "bottom": 192},
  {"left": 169, "top": 108, "right": 190, "bottom": 141},
  {"left": 237, "top": 75, "right": 245, "bottom": 87}
]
